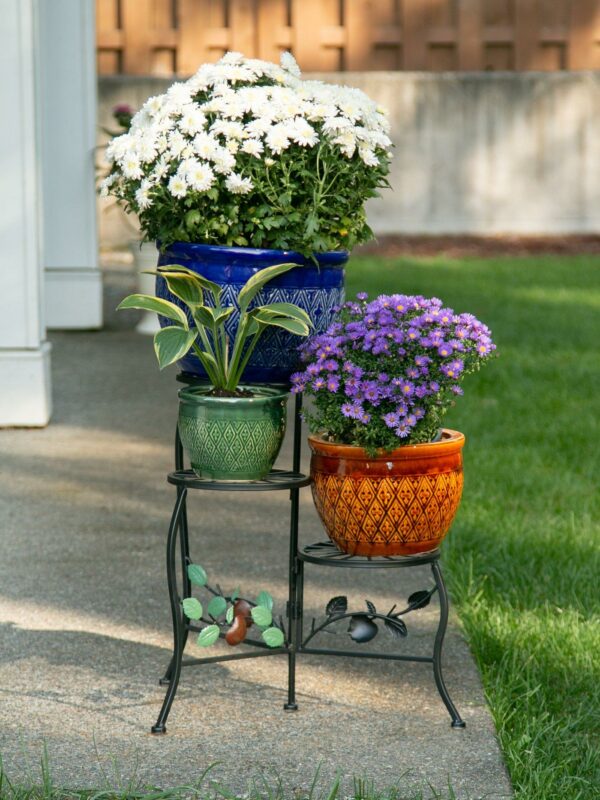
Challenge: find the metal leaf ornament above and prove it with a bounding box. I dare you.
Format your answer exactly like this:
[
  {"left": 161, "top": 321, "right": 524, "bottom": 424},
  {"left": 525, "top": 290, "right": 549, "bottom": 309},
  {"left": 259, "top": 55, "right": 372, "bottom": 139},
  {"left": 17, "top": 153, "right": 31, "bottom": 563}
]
[
  {"left": 348, "top": 614, "right": 379, "bottom": 643},
  {"left": 408, "top": 590, "right": 431, "bottom": 610},
  {"left": 384, "top": 616, "right": 408, "bottom": 639},
  {"left": 326, "top": 595, "right": 348, "bottom": 616}
]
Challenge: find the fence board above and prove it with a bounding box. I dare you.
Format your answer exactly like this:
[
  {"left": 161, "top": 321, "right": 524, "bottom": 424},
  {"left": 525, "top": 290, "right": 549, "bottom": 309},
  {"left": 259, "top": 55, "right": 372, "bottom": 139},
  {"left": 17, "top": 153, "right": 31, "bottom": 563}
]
[
  {"left": 292, "top": 0, "right": 341, "bottom": 71},
  {"left": 95, "top": 0, "right": 600, "bottom": 75},
  {"left": 458, "top": 0, "right": 482, "bottom": 70}
]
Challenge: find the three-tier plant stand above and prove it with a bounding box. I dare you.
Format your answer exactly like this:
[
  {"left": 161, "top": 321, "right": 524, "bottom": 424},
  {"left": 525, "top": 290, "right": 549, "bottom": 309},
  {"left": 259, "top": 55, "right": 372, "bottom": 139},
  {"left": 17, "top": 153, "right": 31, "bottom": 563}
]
[{"left": 151, "top": 386, "right": 465, "bottom": 734}]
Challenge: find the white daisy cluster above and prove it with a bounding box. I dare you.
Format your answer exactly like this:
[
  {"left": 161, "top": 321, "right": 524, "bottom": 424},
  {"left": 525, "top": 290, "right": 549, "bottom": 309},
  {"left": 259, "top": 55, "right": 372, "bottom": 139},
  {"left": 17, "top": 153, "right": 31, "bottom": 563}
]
[{"left": 101, "top": 51, "right": 392, "bottom": 211}]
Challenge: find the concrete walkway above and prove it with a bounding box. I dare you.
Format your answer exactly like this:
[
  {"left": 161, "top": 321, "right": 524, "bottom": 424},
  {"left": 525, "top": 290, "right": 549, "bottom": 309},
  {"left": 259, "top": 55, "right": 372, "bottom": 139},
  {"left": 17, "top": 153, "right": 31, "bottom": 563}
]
[{"left": 0, "top": 269, "right": 512, "bottom": 798}]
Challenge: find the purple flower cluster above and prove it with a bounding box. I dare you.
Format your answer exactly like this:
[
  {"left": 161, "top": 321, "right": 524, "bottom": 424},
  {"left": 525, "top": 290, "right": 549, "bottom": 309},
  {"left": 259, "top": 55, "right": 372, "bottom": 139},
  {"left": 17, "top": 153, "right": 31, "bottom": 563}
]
[{"left": 293, "top": 293, "right": 496, "bottom": 449}]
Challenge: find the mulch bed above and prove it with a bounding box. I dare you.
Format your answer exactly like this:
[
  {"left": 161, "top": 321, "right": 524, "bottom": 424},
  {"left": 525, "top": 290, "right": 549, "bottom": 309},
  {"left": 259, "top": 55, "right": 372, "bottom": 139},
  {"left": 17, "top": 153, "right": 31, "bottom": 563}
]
[{"left": 357, "top": 234, "right": 600, "bottom": 258}]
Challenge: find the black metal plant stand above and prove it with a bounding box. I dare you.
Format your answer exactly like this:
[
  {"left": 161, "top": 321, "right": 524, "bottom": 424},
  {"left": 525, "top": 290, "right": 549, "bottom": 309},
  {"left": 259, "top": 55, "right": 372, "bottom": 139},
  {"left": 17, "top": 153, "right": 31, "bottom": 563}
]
[{"left": 151, "top": 386, "right": 465, "bottom": 734}]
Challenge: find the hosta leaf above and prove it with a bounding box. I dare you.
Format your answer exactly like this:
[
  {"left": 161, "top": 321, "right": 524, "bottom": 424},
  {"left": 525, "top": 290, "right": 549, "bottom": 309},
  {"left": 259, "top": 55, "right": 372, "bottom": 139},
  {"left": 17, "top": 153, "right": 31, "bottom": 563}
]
[
  {"left": 408, "top": 590, "right": 431, "bottom": 610},
  {"left": 262, "top": 627, "right": 285, "bottom": 648},
  {"left": 163, "top": 275, "right": 204, "bottom": 307},
  {"left": 250, "top": 605, "right": 272, "bottom": 628},
  {"left": 384, "top": 617, "right": 408, "bottom": 639},
  {"left": 326, "top": 596, "right": 347, "bottom": 617},
  {"left": 153, "top": 326, "right": 197, "bottom": 369},
  {"left": 197, "top": 625, "right": 220, "bottom": 647},
  {"left": 187, "top": 563, "right": 208, "bottom": 587},
  {"left": 207, "top": 596, "right": 227, "bottom": 618},
  {"left": 256, "top": 591, "right": 274, "bottom": 611},
  {"left": 117, "top": 294, "right": 188, "bottom": 327},
  {"left": 237, "top": 263, "right": 299, "bottom": 312},
  {"left": 155, "top": 265, "right": 222, "bottom": 304},
  {"left": 251, "top": 313, "right": 310, "bottom": 337},
  {"left": 182, "top": 597, "right": 202, "bottom": 620},
  {"left": 256, "top": 302, "right": 313, "bottom": 328}
]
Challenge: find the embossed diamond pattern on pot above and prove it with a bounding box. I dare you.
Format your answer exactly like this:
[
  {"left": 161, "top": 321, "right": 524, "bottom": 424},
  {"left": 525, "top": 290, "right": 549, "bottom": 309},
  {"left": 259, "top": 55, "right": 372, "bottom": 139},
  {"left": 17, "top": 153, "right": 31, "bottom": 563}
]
[
  {"left": 311, "top": 470, "right": 464, "bottom": 556},
  {"left": 178, "top": 414, "right": 285, "bottom": 479}
]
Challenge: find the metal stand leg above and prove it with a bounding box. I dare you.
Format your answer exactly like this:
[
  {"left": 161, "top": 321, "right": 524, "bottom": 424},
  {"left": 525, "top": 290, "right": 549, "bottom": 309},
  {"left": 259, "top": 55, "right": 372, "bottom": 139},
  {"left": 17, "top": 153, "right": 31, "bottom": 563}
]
[
  {"left": 160, "top": 428, "right": 191, "bottom": 685},
  {"left": 152, "top": 488, "right": 188, "bottom": 734},
  {"left": 431, "top": 560, "right": 466, "bottom": 728},
  {"left": 284, "top": 394, "right": 302, "bottom": 711}
]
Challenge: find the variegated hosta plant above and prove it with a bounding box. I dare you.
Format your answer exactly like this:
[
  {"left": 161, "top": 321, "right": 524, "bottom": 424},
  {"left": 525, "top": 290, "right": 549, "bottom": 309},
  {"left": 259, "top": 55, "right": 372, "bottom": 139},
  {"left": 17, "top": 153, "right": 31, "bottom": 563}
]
[{"left": 117, "top": 262, "right": 311, "bottom": 393}]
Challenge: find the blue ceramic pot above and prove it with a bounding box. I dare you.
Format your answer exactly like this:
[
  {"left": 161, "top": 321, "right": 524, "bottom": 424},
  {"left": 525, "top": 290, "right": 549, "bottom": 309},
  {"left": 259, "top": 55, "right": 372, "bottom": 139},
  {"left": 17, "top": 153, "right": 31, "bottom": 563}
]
[{"left": 156, "top": 242, "right": 347, "bottom": 384}]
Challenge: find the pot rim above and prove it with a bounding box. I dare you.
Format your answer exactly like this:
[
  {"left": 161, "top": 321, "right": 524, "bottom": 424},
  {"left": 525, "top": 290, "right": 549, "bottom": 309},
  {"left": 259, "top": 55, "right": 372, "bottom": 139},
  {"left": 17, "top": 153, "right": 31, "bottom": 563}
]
[
  {"left": 178, "top": 384, "right": 289, "bottom": 405},
  {"left": 160, "top": 241, "right": 349, "bottom": 266},
  {"left": 308, "top": 429, "right": 465, "bottom": 460}
]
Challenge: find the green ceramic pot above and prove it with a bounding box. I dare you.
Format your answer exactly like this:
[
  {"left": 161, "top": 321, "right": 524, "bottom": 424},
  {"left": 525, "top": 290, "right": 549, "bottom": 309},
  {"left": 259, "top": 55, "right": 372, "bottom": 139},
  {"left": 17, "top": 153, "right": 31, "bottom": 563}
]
[{"left": 178, "top": 385, "right": 288, "bottom": 480}]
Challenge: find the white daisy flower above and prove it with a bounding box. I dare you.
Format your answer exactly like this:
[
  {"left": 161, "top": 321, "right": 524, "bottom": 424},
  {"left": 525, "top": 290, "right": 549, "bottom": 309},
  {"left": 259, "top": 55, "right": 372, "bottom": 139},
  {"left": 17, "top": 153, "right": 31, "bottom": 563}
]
[
  {"left": 280, "top": 51, "right": 301, "bottom": 78},
  {"left": 241, "top": 138, "right": 264, "bottom": 157},
  {"left": 225, "top": 173, "right": 253, "bottom": 194},
  {"left": 334, "top": 131, "right": 357, "bottom": 158},
  {"left": 180, "top": 107, "right": 207, "bottom": 135},
  {"left": 266, "top": 123, "right": 291, "bottom": 153},
  {"left": 291, "top": 117, "right": 318, "bottom": 147},
  {"left": 168, "top": 174, "right": 188, "bottom": 198},
  {"left": 168, "top": 131, "right": 187, "bottom": 157},
  {"left": 193, "top": 132, "right": 219, "bottom": 159},
  {"left": 135, "top": 183, "right": 153, "bottom": 209},
  {"left": 167, "top": 82, "right": 192, "bottom": 106},
  {"left": 211, "top": 148, "right": 236, "bottom": 174},
  {"left": 187, "top": 161, "right": 215, "bottom": 192},
  {"left": 99, "top": 174, "right": 116, "bottom": 197},
  {"left": 121, "top": 155, "right": 143, "bottom": 180},
  {"left": 358, "top": 145, "right": 379, "bottom": 167}
]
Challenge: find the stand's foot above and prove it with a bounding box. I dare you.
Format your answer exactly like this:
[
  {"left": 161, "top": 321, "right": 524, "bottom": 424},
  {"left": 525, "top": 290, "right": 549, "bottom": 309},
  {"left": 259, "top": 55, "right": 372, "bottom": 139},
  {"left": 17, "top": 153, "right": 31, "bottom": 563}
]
[
  {"left": 283, "top": 702, "right": 298, "bottom": 711},
  {"left": 451, "top": 718, "right": 466, "bottom": 729},
  {"left": 151, "top": 724, "right": 167, "bottom": 734}
]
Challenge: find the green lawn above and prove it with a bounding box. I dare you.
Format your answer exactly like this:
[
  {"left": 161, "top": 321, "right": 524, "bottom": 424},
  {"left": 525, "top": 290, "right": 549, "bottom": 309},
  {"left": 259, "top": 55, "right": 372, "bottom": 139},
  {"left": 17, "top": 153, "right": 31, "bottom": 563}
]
[{"left": 348, "top": 255, "right": 600, "bottom": 800}]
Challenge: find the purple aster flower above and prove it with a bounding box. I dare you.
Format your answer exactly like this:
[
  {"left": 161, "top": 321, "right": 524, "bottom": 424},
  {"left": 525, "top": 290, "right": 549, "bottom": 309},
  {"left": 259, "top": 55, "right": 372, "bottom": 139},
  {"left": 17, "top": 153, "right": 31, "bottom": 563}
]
[
  {"left": 383, "top": 411, "right": 400, "bottom": 428},
  {"left": 415, "top": 384, "right": 429, "bottom": 398},
  {"left": 356, "top": 292, "right": 368, "bottom": 301},
  {"left": 323, "top": 359, "right": 339, "bottom": 372},
  {"left": 406, "top": 367, "right": 420, "bottom": 379},
  {"left": 415, "top": 355, "right": 431, "bottom": 367},
  {"left": 326, "top": 375, "right": 340, "bottom": 392},
  {"left": 451, "top": 385, "right": 464, "bottom": 395},
  {"left": 400, "top": 380, "right": 415, "bottom": 397},
  {"left": 313, "top": 377, "right": 326, "bottom": 391},
  {"left": 414, "top": 407, "right": 425, "bottom": 419},
  {"left": 437, "top": 342, "right": 453, "bottom": 358},
  {"left": 395, "top": 422, "right": 411, "bottom": 438}
]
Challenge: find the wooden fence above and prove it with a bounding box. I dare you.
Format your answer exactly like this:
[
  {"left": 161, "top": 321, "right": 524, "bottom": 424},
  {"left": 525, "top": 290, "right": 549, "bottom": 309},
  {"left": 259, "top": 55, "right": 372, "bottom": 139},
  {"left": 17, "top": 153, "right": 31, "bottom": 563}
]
[{"left": 97, "top": 0, "right": 600, "bottom": 75}]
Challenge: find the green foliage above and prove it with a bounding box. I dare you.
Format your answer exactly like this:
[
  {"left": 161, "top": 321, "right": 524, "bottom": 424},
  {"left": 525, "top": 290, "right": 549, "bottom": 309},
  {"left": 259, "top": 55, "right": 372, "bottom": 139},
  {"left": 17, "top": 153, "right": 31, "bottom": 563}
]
[
  {"left": 349, "top": 254, "right": 600, "bottom": 800},
  {"left": 117, "top": 263, "right": 311, "bottom": 388},
  {"left": 182, "top": 597, "right": 203, "bottom": 620},
  {"left": 197, "top": 625, "right": 220, "bottom": 647},
  {"left": 250, "top": 606, "right": 272, "bottom": 628},
  {"left": 181, "top": 564, "right": 285, "bottom": 651},
  {"left": 187, "top": 563, "right": 208, "bottom": 587},
  {"left": 207, "top": 596, "right": 227, "bottom": 619}
]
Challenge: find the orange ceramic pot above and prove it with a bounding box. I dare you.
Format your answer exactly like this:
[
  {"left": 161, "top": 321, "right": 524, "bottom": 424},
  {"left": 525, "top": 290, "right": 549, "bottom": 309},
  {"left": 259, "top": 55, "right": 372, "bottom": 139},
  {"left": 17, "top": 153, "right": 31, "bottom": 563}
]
[{"left": 308, "top": 430, "right": 465, "bottom": 557}]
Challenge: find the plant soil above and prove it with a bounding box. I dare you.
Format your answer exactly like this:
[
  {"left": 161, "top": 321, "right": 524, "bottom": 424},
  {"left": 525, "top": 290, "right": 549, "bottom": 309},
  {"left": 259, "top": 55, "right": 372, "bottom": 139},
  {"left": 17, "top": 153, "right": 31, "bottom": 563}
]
[{"left": 206, "top": 388, "right": 255, "bottom": 398}]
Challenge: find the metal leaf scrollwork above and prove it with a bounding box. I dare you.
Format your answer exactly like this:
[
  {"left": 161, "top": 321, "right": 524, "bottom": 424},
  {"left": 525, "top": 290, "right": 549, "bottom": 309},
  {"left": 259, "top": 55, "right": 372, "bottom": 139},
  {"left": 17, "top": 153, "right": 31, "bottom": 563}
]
[
  {"left": 302, "top": 586, "right": 437, "bottom": 649},
  {"left": 408, "top": 590, "right": 432, "bottom": 610},
  {"left": 384, "top": 616, "right": 408, "bottom": 639},
  {"left": 326, "top": 595, "right": 348, "bottom": 616}
]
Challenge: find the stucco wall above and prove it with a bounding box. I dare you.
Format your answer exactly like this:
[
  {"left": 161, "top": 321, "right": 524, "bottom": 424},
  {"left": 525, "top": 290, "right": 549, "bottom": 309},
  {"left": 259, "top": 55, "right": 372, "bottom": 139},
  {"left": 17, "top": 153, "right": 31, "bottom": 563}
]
[{"left": 98, "top": 71, "right": 600, "bottom": 247}]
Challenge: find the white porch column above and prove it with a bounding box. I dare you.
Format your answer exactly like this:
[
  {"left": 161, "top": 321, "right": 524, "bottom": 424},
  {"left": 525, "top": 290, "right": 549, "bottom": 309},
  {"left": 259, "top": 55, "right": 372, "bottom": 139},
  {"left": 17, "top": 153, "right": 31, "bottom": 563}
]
[
  {"left": 38, "top": 0, "right": 102, "bottom": 329},
  {"left": 0, "top": 0, "right": 51, "bottom": 426}
]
